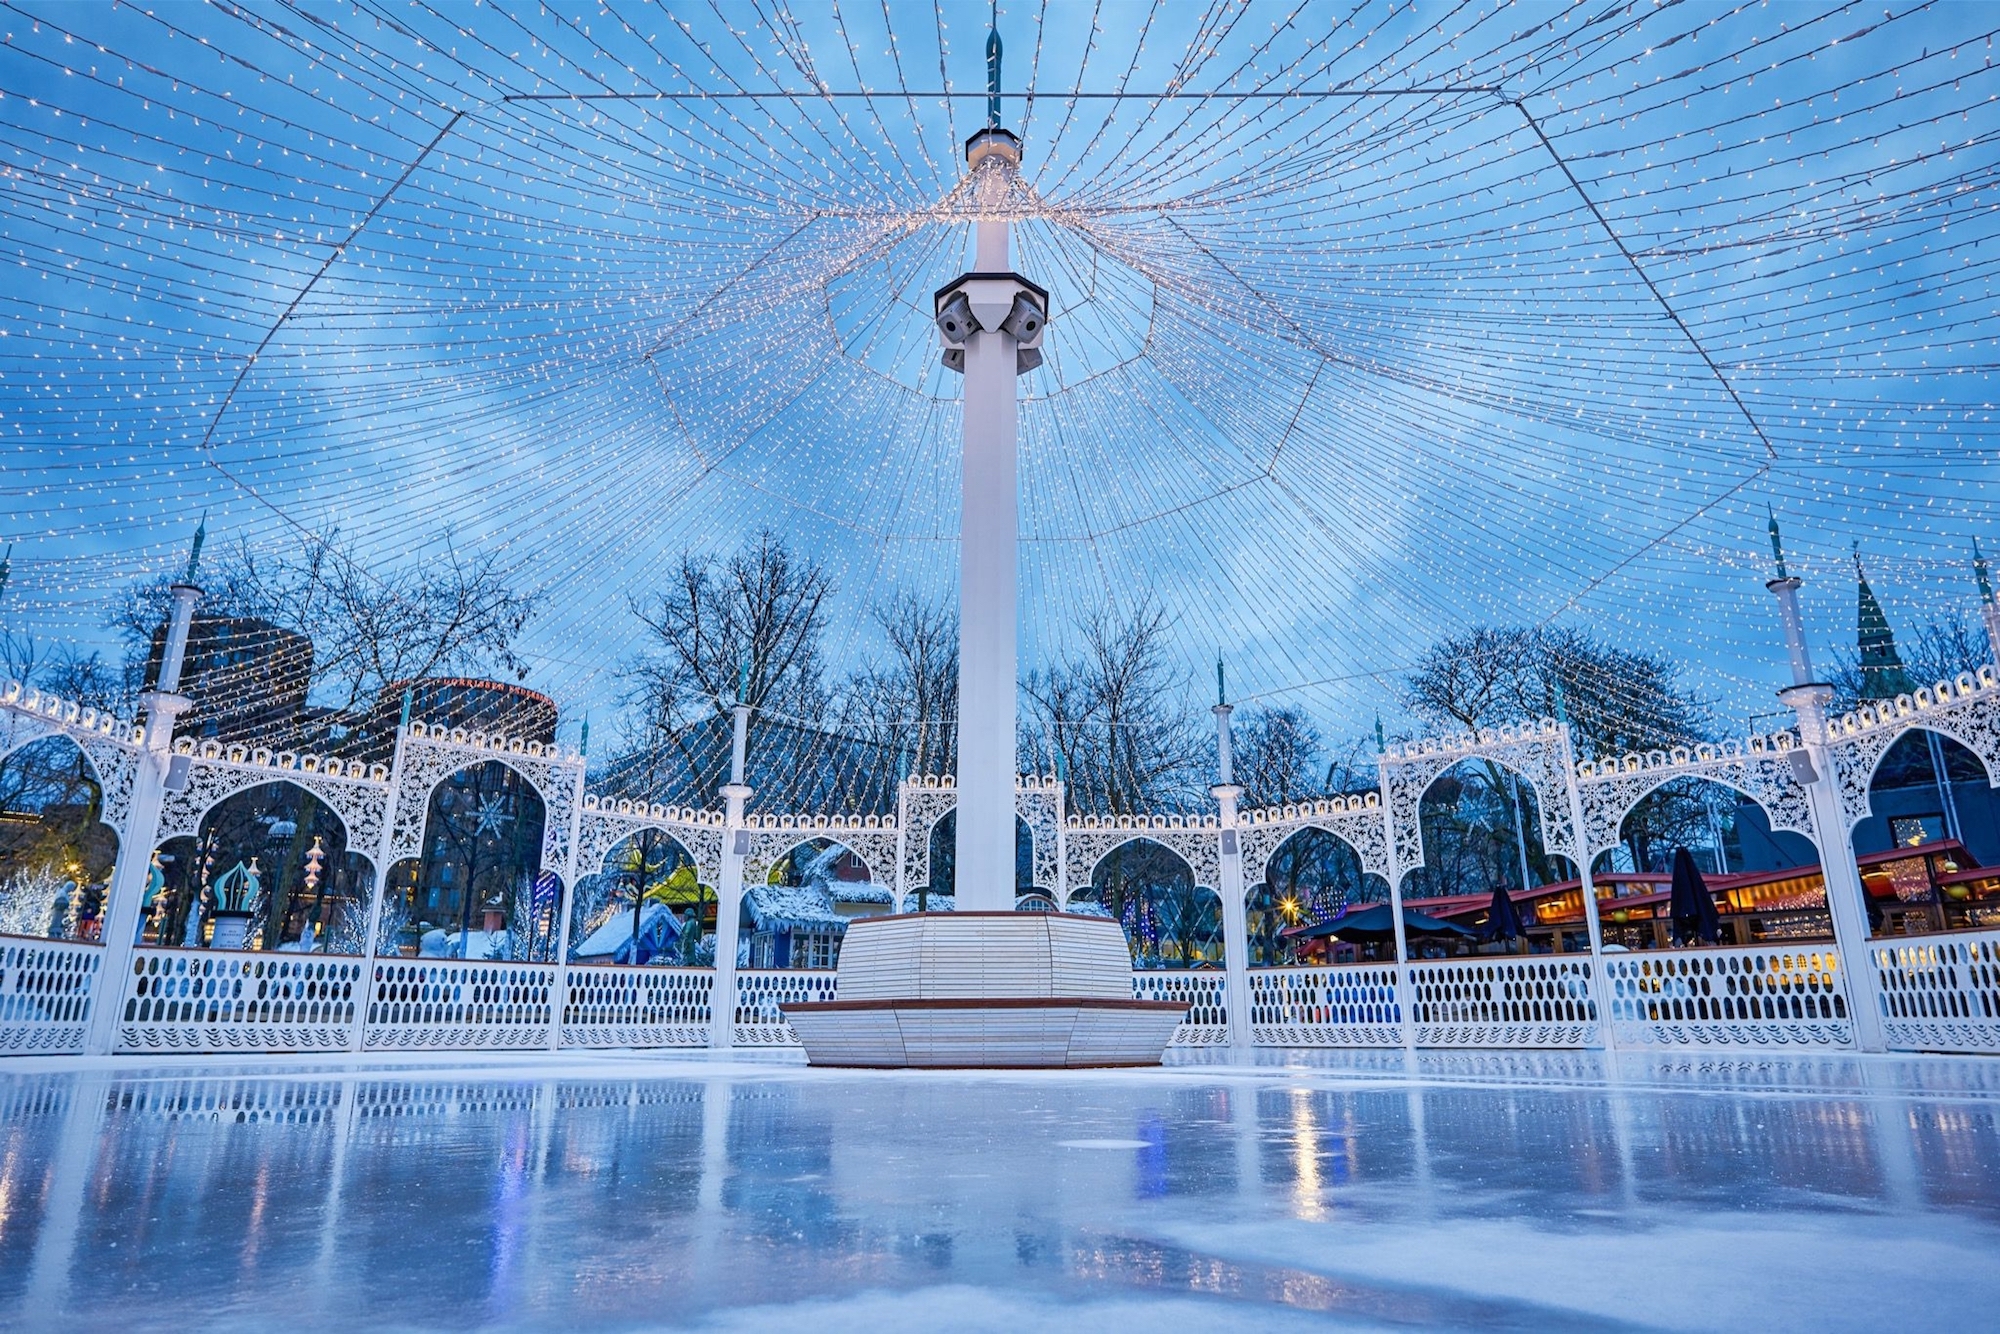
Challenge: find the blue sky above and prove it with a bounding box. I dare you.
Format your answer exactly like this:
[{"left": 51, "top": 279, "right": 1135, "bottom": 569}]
[{"left": 0, "top": 1, "right": 1995, "bottom": 755}]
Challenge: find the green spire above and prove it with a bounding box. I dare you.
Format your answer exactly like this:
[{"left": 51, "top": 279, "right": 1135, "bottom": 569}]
[
  {"left": 1766, "top": 505, "right": 1788, "bottom": 580},
  {"left": 1976, "top": 538, "right": 1994, "bottom": 607},
  {"left": 1216, "top": 655, "right": 1226, "bottom": 708},
  {"left": 579, "top": 715, "right": 590, "bottom": 757},
  {"left": 398, "top": 686, "right": 414, "bottom": 729},
  {"left": 1553, "top": 675, "right": 1570, "bottom": 725},
  {"left": 181, "top": 513, "right": 207, "bottom": 585},
  {"left": 0, "top": 543, "right": 11, "bottom": 603},
  {"left": 1374, "top": 714, "right": 1386, "bottom": 754},
  {"left": 985, "top": 6, "right": 1003, "bottom": 129},
  {"left": 1854, "top": 544, "right": 1913, "bottom": 700}
]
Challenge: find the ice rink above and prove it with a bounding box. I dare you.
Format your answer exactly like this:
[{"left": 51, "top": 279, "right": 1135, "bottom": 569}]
[{"left": 2, "top": 1048, "right": 1997, "bottom": 1331}]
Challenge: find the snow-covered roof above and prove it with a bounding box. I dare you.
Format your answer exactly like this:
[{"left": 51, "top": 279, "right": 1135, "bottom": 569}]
[
  {"left": 1064, "top": 900, "right": 1114, "bottom": 920},
  {"left": 574, "top": 900, "right": 679, "bottom": 958},
  {"left": 745, "top": 884, "right": 847, "bottom": 932},
  {"left": 831, "top": 882, "right": 894, "bottom": 906}
]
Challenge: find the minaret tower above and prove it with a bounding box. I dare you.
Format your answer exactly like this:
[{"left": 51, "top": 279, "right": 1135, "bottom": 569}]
[{"left": 932, "top": 19, "right": 1047, "bottom": 910}]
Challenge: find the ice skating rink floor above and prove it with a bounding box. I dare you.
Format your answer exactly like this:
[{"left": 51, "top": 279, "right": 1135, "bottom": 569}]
[{"left": 1, "top": 1046, "right": 1997, "bottom": 1331}]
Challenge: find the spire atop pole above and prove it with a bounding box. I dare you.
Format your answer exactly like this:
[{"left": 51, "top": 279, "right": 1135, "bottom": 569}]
[
  {"left": 0, "top": 543, "right": 11, "bottom": 604},
  {"left": 1976, "top": 538, "right": 1995, "bottom": 607},
  {"left": 1216, "top": 654, "right": 1226, "bottom": 708},
  {"left": 181, "top": 512, "right": 207, "bottom": 586},
  {"left": 985, "top": 3, "right": 1003, "bottom": 130},
  {"left": 1374, "top": 714, "right": 1386, "bottom": 755},
  {"left": 1766, "top": 505, "right": 1787, "bottom": 581}
]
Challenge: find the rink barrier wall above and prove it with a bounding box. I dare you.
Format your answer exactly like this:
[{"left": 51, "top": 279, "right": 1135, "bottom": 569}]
[
  {"left": 1408, "top": 955, "right": 1600, "bottom": 1048},
  {"left": 1606, "top": 944, "right": 1853, "bottom": 1048},
  {"left": 116, "top": 946, "right": 361, "bottom": 1053},
  {"left": 1870, "top": 927, "right": 2000, "bottom": 1053},
  {"left": 0, "top": 935, "right": 100, "bottom": 1055},
  {"left": 1247, "top": 963, "right": 1402, "bottom": 1047},
  {"left": 561, "top": 964, "right": 712, "bottom": 1048},
  {"left": 9, "top": 657, "right": 2000, "bottom": 1058},
  {"left": 1132, "top": 970, "right": 1227, "bottom": 1045}
]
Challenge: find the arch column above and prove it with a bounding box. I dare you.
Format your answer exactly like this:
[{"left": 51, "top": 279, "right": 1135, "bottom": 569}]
[
  {"left": 1782, "top": 684, "right": 1885, "bottom": 1050},
  {"left": 709, "top": 784, "right": 750, "bottom": 1048},
  {"left": 85, "top": 691, "right": 188, "bottom": 1054},
  {"left": 1213, "top": 784, "right": 1250, "bottom": 1048},
  {"left": 546, "top": 756, "right": 588, "bottom": 1051},
  {"left": 1376, "top": 755, "right": 1416, "bottom": 1051},
  {"left": 353, "top": 723, "right": 411, "bottom": 1052}
]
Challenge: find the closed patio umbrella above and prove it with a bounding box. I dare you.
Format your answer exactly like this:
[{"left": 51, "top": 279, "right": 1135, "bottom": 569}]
[
  {"left": 1668, "top": 846, "right": 1722, "bottom": 944},
  {"left": 1483, "top": 881, "right": 1527, "bottom": 943}
]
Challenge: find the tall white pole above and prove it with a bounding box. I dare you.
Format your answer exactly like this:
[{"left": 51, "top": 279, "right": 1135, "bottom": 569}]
[
  {"left": 1765, "top": 519, "right": 1884, "bottom": 1051},
  {"left": 711, "top": 701, "right": 753, "bottom": 1047},
  {"left": 953, "top": 159, "right": 1029, "bottom": 913}
]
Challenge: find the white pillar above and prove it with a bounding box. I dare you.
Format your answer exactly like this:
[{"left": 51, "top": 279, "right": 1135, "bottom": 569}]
[
  {"left": 546, "top": 754, "right": 587, "bottom": 1051},
  {"left": 349, "top": 726, "right": 410, "bottom": 1052},
  {"left": 86, "top": 692, "right": 189, "bottom": 1054},
  {"left": 955, "top": 324, "right": 1019, "bottom": 911},
  {"left": 1781, "top": 683, "right": 1886, "bottom": 1051},
  {"left": 710, "top": 784, "right": 750, "bottom": 1048},
  {"left": 1560, "top": 728, "right": 1616, "bottom": 1050},
  {"left": 1378, "top": 757, "right": 1416, "bottom": 1051},
  {"left": 156, "top": 583, "right": 199, "bottom": 693},
  {"left": 1766, "top": 570, "right": 1883, "bottom": 1051},
  {"left": 1214, "top": 784, "right": 1251, "bottom": 1049}
]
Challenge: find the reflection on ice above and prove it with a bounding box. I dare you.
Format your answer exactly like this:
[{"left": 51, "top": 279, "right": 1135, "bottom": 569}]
[{"left": 0, "top": 1050, "right": 1996, "bottom": 1329}]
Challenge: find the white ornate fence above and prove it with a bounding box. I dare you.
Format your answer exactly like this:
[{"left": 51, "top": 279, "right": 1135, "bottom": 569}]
[
  {"left": 1605, "top": 945, "right": 1853, "bottom": 1048},
  {"left": 732, "top": 968, "right": 838, "bottom": 1045},
  {"left": 562, "top": 965, "right": 712, "bottom": 1048},
  {"left": 1247, "top": 965, "right": 1402, "bottom": 1047},
  {"left": 364, "top": 958, "right": 556, "bottom": 1050},
  {"left": 1871, "top": 927, "right": 2000, "bottom": 1054},
  {"left": 116, "top": 946, "right": 363, "bottom": 1052},
  {"left": 1408, "top": 956, "right": 1599, "bottom": 1048},
  {"left": 0, "top": 936, "right": 101, "bottom": 1055},
  {"left": 1132, "top": 970, "right": 1227, "bottom": 1044}
]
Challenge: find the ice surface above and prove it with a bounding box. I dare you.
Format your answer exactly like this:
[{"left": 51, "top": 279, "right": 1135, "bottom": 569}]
[{"left": 1, "top": 1047, "right": 1997, "bottom": 1331}]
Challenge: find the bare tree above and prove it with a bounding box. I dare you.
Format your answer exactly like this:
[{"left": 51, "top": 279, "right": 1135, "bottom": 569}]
[
  {"left": 621, "top": 530, "right": 833, "bottom": 799},
  {"left": 0, "top": 634, "right": 128, "bottom": 714},
  {"left": 118, "top": 529, "right": 538, "bottom": 713},
  {"left": 838, "top": 594, "right": 958, "bottom": 778},
  {"left": 1233, "top": 704, "right": 1323, "bottom": 806},
  {"left": 1024, "top": 598, "right": 1206, "bottom": 815},
  {"left": 1406, "top": 625, "right": 1709, "bottom": 758}
]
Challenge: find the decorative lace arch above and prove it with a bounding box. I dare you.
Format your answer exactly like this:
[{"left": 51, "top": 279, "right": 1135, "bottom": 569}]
[
  {"left": 738, "top": 824, "right": 897, "bottom": 891},
  {"left": 154, "top": 756, "right": 392, "bottom": 863},
  {"left": 574, "top": 811, "right": 725, "bottom": 890},
  {"left": 1381, "top": 722, "right": 1578, "bottom": 878},
  {"left": 1064, "top": 824, "right": 1221, "bottom": 893},
  {"left": 1576, "top": 745, "right": 1816, "bottom": 863},
  {"left": 1825, "top": 685, "right": 2000, "bottom": 832},
  {"left": 388, "top": 728, "right": 583, "bottom": 875},
  {"left": 0, "top": 702, "right": 142, "bottom": 840},
  {"left": 1237, "top": 813, "right": 1391, "bottom": 904},
  {"left": 893, "top": 780, "right": 1065, "bottom": 899}
]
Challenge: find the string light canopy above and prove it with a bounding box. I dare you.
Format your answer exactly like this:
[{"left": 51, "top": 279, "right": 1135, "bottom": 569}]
[{"left": 0, "top": 1, "right": 1994, "bottom": 759}]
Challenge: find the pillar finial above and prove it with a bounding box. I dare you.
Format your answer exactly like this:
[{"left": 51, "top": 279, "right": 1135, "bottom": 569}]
[
  {"left": 1374, "top": 713, "right": 1386, "bottom": 755},
  {"left": 1215, "top": 654, "right": 1226, "bottom": 708},
  {"left": 985, "top": 4, "right": 1003, "bottom": 130},
  {"left": 0, "top": 542, "right": 12, "bottom": 603},
  {"left": 1976, "top": 538, "right": 1994, "bottom": 606},
  {"left": 1553, "top": 675, "right": 1570, "bottom": 725},
  {"left": 579, "top": 714, "right": 590, "bottom": 757},
  {"left": 737, "top": 653, "right": 751, "bottom": 706},
  {"left": 182, "top": 513, "right": 207, "bottom": 586},
  {"left": 398, "top": 685, "right": 414, "bottom": 729},
  {"left": 1766, "top": 504, "right": 1787, "bottom": 581}
]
